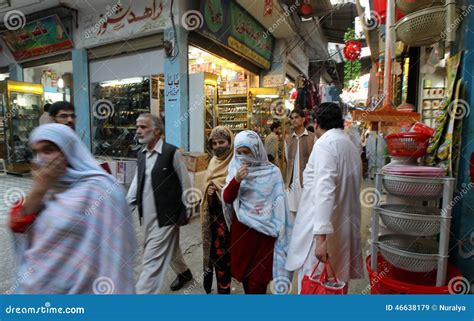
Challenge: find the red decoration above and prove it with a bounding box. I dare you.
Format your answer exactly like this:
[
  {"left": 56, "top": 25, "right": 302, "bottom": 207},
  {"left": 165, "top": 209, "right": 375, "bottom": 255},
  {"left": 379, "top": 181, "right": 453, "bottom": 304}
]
[
  {"left": 343, "top": 40, "right": 362, "bottom": 61},
  {"left": 264, "top": 0, "right": 273, "bottom": 17},
  {"left": 299, "top": 3, "right": 313, "bottom": 15}
]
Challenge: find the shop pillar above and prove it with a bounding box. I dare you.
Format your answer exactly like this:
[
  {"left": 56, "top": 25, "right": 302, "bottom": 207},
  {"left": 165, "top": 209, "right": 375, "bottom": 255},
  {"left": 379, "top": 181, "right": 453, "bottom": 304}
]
[
  {"left": 261, "top": 39, "right": 286, "bottom": 87},
  {"left": 163, "top": 5, "right": 189, "bottom": 150},
  {"left": 72, "top": 48, "right": 92, "bottom": 151},
  {"left": 8, "top": 63, "right": 23, "bottom": 81},
  {"left": 453, "top": 4, "right": 474, "bottom": 286}
]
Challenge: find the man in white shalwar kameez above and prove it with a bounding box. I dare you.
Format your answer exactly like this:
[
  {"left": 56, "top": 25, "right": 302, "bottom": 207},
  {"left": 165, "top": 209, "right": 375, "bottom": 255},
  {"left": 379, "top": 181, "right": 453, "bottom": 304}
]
[{"left": 286, "top": 103, "right": 364, "bottom": 293}]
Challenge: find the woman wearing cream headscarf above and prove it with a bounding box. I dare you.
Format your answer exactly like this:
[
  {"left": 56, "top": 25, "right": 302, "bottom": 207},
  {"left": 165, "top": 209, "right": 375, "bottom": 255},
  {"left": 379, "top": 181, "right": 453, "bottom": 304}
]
[{"left": 200, "top": 126, "right": 234, "bottom": 294}]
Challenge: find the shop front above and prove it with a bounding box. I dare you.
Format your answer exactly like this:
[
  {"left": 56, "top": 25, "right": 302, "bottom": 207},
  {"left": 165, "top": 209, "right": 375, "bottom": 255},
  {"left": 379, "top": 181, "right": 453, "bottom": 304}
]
[
  {"left": 0, "top": 81, "right": 43, "bottom": 173},
  {"left": 74, "top": 0, "right": 170, "bottom": 184},
  {"left": 23, "top": 60, "right": 73, "bottom": 104},
  {"left": 351, "top": 0, "right": 472, "bottom": 293},
  {"left": 88, "top": 49, "right": 165, "bottom": 160},
  {"left": 0, "top": 9, "right": 74, "bottom": 174},
  {"left": 188, "top": 0, "right": 291, "bottom": 153},
  {"left": 1, "top": 13, "right": 74, "bottom": 104}
]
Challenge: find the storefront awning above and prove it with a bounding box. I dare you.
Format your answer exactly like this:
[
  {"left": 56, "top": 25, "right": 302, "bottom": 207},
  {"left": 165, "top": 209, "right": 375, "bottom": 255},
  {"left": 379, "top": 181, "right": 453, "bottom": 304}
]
[{"left": 320, "top": 3, "right": 358, "bottom": 43}]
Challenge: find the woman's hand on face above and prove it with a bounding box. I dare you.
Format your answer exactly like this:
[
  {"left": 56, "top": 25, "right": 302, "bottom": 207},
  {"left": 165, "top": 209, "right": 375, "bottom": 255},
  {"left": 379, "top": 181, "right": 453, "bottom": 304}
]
[
  {"left": 33, "top": 155, "right": 67, "bottom": 189},
  {"left": 235, "top": 164, "right": 249, "bottom": 183}
]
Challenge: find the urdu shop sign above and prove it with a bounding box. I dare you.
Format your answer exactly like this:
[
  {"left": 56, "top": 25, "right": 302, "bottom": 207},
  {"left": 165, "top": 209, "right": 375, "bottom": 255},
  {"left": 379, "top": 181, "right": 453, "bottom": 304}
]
[{"left": 199, "top": 0, "right": 274, "bottom": 70}]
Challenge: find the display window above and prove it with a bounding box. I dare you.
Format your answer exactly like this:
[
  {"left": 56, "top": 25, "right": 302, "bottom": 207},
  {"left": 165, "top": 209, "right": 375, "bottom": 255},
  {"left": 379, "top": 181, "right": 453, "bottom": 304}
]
[
  {"left": 0, "top": 81, "right": 43, "bottom": 173},
  {"left": 91, "top": 76, "right": 155, "bottom": 158},
  {"left": 23, "top": 61, "right": 72, "bottom": 104}
]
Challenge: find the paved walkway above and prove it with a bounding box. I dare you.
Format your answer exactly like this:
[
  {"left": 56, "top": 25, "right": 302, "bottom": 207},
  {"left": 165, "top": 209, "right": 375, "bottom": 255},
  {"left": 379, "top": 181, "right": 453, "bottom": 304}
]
[{"left": 0, "top": 174, "right": 371, "bottom": 294}]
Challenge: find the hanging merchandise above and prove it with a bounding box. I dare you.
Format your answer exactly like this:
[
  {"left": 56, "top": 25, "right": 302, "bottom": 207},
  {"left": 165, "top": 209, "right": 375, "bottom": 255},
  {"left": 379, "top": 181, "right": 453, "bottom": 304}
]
[
  {"left": 425, "top": 52, "right": 462, "bottom": 176},
  {"left": 294, "top": 75, "right": 320, "bottom": 110},
  {"left": 343, "top": 40, "right": 362, "bottom": 61},
  {"left": 343, "top": 29, "right": 362, "bottom": 88},
  {"left": 264, "top": 0, "right": 273, "bottom": 16}
]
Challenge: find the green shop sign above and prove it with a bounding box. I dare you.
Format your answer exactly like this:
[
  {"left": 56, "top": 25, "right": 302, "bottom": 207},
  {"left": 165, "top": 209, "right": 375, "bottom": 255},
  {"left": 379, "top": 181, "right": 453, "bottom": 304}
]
[
  {"left": 200, "top": 0, "right": 274, "bottom": 69},
  {"left": 1, "top": 15, "right": 73, "bottom": 61}
]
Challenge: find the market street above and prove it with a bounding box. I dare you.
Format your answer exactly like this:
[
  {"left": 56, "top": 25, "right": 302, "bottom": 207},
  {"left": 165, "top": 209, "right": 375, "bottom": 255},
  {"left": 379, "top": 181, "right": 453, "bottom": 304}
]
[{"left": 1, "top": 175, "right": 372, "bottom": 294}]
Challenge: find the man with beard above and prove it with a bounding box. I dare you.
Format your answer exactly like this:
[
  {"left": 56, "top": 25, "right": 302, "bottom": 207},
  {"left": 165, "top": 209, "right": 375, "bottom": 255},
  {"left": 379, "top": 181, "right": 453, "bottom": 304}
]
[{"left": 127, "top": 114, "right": 193, "bottom": 293}]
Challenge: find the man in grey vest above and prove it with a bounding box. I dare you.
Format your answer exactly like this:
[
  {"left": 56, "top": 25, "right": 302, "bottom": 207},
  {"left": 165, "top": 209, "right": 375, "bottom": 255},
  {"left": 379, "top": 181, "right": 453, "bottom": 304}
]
[{"left": 127, "top": 114, "right": 193, "bottom": 293}]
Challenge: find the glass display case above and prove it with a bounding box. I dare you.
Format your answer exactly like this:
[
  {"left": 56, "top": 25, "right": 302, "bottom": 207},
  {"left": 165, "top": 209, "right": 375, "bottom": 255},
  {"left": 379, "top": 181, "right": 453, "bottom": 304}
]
[
  {"left": 189, "top": 73, "right": 217, "bottom": 153},
  {"left": 205, "top": 81, "right": 217, "bottom": 142},
  {"left": 217, "top": 94, "right": 249, "bottom": 134},
  {"left": 91, "top": 77, "right": 150, "bottom": 158},
  {"left": 249, "top": 88, "right": 281, "bottom": 141},
  {"left": 0, "top": 80, "right": 43, "bottom": 173}
]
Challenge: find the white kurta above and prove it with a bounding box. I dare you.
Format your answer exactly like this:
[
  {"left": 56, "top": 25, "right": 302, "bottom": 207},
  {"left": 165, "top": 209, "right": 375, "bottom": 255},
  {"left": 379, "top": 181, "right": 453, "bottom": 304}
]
[{"left": 286, "top": 128, "right": 364, "bottom": 284}]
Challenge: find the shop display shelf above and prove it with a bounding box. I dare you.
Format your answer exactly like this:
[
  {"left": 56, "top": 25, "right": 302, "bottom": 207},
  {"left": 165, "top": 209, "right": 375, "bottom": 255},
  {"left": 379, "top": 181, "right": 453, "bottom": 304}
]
[
  {"left": 382, "top": 174, "right": 445, "bottom": 199},
  {"left": 376, "top": 204, "right": 444, "bottom": 236},
  {"left": 219, "top": 112, "right": 248, "bottom": 114},
  {"left": 217, "top": 103, "right": 247, "bottom": 106},
  {"left": 219, "top": 94, "right": 247, "bottom": 97},
  {"left": 375, "top": 234, "right": 442, "bottom": 272},
  {"left": 422, "top": 97, "right": 444, "bottom": 100},
  {"left": 370, "top": 173, "right": 455, "bottom": 286}
]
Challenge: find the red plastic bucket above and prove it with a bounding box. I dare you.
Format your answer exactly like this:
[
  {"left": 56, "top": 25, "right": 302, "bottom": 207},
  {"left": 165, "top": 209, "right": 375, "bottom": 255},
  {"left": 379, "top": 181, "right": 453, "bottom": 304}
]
[{"left": 366, "top": 254, "right": 463, "bottom": 294}]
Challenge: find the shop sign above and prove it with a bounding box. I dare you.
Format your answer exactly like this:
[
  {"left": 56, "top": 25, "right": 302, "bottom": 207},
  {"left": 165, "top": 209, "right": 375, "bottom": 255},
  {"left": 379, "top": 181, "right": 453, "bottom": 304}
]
[
  {"left": 0, "top": 15, "right": 73, "bottom": 62},
  {"left": 199, "top": 0, "right": 274, "bottom": 70},
  {"left": 166, "top": 73, "right": 180, "bottom": 103},
  {"left": 263, "top": 74, "right": 285, "bottom": 87},
  {"left": 80, "top": 0, "right": 170, "bottom": 48}
]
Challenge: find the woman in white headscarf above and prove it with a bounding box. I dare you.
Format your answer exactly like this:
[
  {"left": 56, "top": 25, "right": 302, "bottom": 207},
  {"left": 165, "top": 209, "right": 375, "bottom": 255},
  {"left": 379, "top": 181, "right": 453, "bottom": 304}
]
[
  {"left": 223, "top": 130, "right": 293, "bottom": 294},
  {"left": 9, "top": 124, "right": 136, "bottom": 294}
]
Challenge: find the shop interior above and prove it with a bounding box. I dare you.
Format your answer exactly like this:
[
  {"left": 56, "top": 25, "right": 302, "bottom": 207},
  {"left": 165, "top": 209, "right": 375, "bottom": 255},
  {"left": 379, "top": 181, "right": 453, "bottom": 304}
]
[
  {"left": 0, "top": 81, "right": 43, "bottom": 173},
  {"left": 90, "top": 75, "right": 165, "bottom": 159},
  {"left": 188, "top": 45, "right": 296, "bottom": 153},
  {"left": 23, "top": 61, "right": 73, "bottom": 104}
]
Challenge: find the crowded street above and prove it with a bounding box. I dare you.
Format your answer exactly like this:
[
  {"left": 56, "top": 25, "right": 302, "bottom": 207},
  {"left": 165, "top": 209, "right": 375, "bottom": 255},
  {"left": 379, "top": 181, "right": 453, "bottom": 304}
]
[
  {"left": 0, "top": 174, "right": 374, "bottom": 294},
  {"left": 0, "top": 0, "right": 472, "bottom": 299}
]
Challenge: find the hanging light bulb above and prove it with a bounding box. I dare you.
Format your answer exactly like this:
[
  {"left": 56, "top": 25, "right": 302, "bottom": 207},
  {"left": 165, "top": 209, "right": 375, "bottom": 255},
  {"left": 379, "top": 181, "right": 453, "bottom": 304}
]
[
  {"left": 57, "top": 76, "right": 64, "bottom": 89},
  {"left": 196, "top": 56, "right": 204, "bottom": 65},
  {"left": 221, "top": 68, "right": 228, "bottom": 77},
  {"left": 211, "top": 62, "right": 216, "bottom": 70}
]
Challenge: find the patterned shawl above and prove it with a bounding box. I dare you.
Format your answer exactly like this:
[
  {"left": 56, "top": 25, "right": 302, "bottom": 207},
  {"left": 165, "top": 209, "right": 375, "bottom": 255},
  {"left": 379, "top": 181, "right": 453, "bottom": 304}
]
[
  {"left": 200, "top": 126, "right": 234, "bottom": 271},
  {"left": 223, "top": 130, "right": 294, "bottom": 294},
  {"left": 15, "top": 124, "right": 136, "bottom": 294}
]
